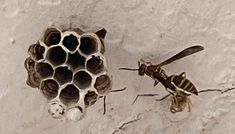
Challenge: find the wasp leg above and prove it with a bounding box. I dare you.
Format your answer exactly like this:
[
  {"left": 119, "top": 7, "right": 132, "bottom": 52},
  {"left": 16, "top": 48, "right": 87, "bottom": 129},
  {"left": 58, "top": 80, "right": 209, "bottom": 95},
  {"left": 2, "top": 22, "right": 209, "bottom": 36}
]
[
  {"left": 110, "top": 87, "right": 127, "bottom": 93},
  {"left": 198, "top": 89, "right": 222, "bottom": 93},
  {"left": 222, "top": 87, "right": 235, "bottom": 93},
  {"left": 138, "top": 61, "right": 141, "bottom": 67},
  {"left": 155, "top": 94, "right": 171, "bottom": 101},
  {"left": 187, "top": 97, "right": 192, "bottom": 112},
  {"left": 170, "top": 95, "right": 178, "bottom": 113},
  {"left": 165, "top": 87, "right": 176, "bottom": 95},
  {"left": 180, "top": 72, "right": 186, "bottom": 78},
  {"left": 103, "top": 96, "right": 106, "bottom": 115},
  {"left": 199, "top": 87, "right": 235, "bottom": 94},
  {"left": 102, "top": 87, "right": 126, "bottom": 115},
  {"left": 154, "top": 80, "right": 159, "bottom": 87},
  {"left": 132, "top": 94, "right": 158, "bottom": 105}
]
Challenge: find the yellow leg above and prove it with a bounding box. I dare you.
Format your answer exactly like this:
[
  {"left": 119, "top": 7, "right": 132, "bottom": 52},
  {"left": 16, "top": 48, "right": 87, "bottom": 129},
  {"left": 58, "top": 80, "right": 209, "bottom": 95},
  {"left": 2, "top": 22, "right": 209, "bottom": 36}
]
[{"left": 187, "top": 98, "right": 192, "bottom": 112}]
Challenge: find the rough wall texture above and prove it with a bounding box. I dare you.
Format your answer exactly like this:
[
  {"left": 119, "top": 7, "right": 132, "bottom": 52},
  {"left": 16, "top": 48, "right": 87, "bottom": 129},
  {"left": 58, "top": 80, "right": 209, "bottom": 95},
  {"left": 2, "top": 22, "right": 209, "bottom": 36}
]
[{"left": 0, "top": 0, "right": 235, "bottom": 134}]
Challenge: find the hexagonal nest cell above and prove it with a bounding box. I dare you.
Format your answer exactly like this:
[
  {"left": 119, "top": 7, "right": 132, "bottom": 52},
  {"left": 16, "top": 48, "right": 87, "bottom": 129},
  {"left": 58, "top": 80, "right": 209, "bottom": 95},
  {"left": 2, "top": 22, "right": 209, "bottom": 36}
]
[
  {"left": 94, "top": 74, "right": 112, "bottom": 95},
  {"left": 66, "top": 52, "right": 85, "bottom": 71},
  {"left": 59, "top": 84, "right": 80, "bottom": 106},
  {"left": 24, "top": 57, "right": 41, "bottom": 88},
  {"left": 86, "top": 55, "right": 104, "bottom": 74},
  {"left": 54, "top": 66, "right": 73, "bottom": 85},
  {"left": 35, "top": 62, "right": 53, "bottom": 79},
  {"left": 84, "top": 91, "right": 99, "bottom": 108},
  {"left": 74, "top": 71, "right": 92, "bottom": 89},
  {"left": 79, "top": 36, "right": 98, "bottom": 55},
  {"left": 40, "top": 79, "right": 59, "bottom": 100},
  {"left": 43, "top": 28, "right": 61, "bottom": 47},
  {"left": 28, "top": 42, "right": 45, "bottom": 61},
  {"left": 62, "top": 34, "right": 79, "bottom": 52},
  {"left": 46, "top": 46, "right": 67, "bottom": 66}
]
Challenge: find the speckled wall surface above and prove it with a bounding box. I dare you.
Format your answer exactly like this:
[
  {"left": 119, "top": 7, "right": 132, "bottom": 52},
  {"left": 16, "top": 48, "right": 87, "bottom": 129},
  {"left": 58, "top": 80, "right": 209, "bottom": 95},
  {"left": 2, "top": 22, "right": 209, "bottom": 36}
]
[{"left": 0, "top": 0, "right": 235, "bottom": 134}]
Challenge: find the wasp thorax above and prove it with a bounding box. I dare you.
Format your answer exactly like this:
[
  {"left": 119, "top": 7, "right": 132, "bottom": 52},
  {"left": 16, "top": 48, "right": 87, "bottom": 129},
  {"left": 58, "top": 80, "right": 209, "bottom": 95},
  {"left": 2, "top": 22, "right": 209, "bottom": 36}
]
[{"left": 24, "top": 27, "right": 111, "bottom": 121}]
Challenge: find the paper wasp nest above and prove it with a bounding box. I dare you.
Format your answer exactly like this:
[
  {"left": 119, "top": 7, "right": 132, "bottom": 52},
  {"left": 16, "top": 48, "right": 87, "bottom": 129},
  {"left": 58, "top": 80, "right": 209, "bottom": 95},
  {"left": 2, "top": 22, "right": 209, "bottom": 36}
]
[{"left": 24, "top": 27, "right": 111, "bottom": 121}]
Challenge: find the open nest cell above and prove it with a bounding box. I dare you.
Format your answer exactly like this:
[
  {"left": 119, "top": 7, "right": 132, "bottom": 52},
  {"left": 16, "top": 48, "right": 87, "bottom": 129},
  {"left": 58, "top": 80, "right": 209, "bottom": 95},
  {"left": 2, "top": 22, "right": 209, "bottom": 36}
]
[
  {"left": 54, "top": 66, "right": 73, "bottom": 85},
  {"left": 66, "top": 51, "right": 85, "bottom": 71},
  {"left": 86, "top": 55, "right": 104, "bottom": 74},
  {"left": 73, "top": 70, "right": 92, "bottom": 89},
  {"left": 84, "top": 91, "right": 99, "bottom": 107},
  {"left": 35, "top": 62, "right": 54, "bottom": 79},
  {"left": 28, "top": 43, "right": 45, "bottom": 61},
  {"left": 79, "top": 36, "right": 98, "bottom": 55},
  {"left": 24, "top": 57, "right": 41, "bottom": 88},
  {"left": 62, "top": 34, "right": 79, "bottom": 52},
  {"left": 43, "top": 28, "right": 61, "bottom": 47},
  {"left": 94, "top": 74, "right": 112, "bottom": 95},
  {"left": 40, "top": 79, "right": 59, "bottom": 100},
  {"left": 46, "top": 46, "right": 67, "bottom": 66},
  {"left": 59, "top": 84, "right": 80, "bottom": 106}
]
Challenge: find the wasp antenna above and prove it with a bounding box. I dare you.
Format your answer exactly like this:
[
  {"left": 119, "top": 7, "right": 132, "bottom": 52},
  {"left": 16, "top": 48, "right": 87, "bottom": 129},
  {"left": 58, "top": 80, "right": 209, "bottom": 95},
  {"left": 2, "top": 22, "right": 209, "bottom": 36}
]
[
  {"left": 119, "top": 68, "right": 139, "bottom": 71},
  {"left": 221, "top": 87, "right": 235, "bottom": 94},
  {"left": 198, "top": 89, "right": 222, "bottom": 93},
  {"left": 138, "top": 61, "right": 140, "bottom": 67}
]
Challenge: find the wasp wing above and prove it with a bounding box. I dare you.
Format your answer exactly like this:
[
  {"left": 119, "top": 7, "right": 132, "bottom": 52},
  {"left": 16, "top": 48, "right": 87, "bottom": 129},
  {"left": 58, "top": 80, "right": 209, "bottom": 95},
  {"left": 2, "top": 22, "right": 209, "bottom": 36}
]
[{"left": 158, "top": 45, "right": 204, "bottom": 66}]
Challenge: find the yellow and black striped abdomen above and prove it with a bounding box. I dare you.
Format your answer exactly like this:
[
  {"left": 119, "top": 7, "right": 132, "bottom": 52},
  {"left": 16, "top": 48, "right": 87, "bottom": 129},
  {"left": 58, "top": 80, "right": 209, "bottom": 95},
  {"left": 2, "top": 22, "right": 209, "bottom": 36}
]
[{"left": 168, "top": 75, "right": 198, "bottom": 95}]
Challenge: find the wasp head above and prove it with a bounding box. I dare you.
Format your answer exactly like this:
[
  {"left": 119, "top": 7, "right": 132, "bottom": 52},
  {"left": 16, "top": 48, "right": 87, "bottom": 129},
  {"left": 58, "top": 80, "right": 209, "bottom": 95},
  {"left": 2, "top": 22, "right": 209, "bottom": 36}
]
[{"left": 138, "top": 61, "right": 147, "bottom": 76}]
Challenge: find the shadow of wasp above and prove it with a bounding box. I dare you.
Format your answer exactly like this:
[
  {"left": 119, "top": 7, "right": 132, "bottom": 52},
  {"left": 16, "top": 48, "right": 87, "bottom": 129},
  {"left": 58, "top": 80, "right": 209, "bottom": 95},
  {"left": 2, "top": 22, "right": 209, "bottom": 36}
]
[{"left": 120, "top": 45, "right": 225, "bottom": 113}]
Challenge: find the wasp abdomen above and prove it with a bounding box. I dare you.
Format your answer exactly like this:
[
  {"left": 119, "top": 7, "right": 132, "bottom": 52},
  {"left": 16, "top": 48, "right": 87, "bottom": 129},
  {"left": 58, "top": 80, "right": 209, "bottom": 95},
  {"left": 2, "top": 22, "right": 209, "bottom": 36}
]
[{"left": 168, "top": 75, "right": 198, "bottom": 95}]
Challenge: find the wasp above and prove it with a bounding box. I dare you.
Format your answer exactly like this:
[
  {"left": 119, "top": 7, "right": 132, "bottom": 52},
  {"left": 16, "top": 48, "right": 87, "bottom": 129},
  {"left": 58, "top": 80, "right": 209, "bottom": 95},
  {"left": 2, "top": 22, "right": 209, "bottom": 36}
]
[{"left": 120, "top": 45, "right": 219, "bottom": 113}]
